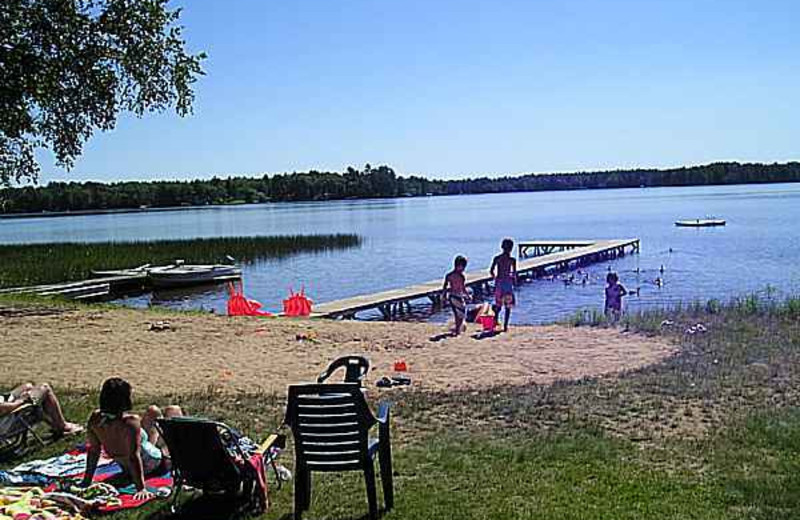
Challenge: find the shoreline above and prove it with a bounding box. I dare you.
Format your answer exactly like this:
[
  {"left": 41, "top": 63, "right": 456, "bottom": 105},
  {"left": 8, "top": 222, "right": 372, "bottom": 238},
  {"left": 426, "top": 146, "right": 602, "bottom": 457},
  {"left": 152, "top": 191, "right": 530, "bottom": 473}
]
[
  {"left": 2, "top": 179, "right": 798, "bottom": 220},
  {"left": 0, "top": 302, "right": 676, "bottom": 396}
]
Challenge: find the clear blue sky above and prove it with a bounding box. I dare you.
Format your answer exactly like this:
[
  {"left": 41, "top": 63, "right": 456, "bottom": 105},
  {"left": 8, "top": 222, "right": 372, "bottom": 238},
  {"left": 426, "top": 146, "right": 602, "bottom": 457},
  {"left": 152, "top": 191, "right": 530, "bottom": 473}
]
[{"left": 39, "top": 0, "right": 800, "bottom": 183}]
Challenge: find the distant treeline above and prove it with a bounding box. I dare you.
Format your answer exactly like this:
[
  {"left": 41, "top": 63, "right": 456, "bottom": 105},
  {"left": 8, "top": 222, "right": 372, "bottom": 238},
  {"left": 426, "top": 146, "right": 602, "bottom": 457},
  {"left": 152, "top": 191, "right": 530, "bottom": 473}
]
[{"left": 2, "top": 161, "right": 799, "bottom": 214}]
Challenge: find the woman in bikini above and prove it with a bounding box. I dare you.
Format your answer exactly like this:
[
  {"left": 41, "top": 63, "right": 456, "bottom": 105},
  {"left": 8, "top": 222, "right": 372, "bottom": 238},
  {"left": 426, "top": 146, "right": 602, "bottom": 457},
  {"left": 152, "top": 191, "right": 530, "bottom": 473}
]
[{"left": 81, "top": 378, "right": 183, "bottom": 500}]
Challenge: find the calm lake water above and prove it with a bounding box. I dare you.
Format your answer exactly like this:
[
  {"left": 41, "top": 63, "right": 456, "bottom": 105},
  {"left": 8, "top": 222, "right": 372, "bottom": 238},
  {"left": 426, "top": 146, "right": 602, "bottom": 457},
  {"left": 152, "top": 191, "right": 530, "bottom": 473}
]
[{"left": 2, "top": 183, "right": 799, "bottom": 324}]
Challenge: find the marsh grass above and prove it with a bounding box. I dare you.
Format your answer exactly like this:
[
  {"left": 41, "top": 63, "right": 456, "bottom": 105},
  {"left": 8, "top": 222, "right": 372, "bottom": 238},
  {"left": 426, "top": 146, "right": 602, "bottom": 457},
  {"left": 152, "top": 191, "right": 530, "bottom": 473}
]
[
  {"left": 3, "top": 295, "right": 800, "bottom": 519},
  {"left": 0, "top": 234, "right": 361, "bottom": 288}
]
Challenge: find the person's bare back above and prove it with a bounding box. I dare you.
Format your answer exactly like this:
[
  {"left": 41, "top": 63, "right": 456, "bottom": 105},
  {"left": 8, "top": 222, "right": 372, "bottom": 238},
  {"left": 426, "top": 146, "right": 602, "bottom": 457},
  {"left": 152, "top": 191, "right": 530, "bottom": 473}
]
[
  {"left": 87, "top": 410, "right": 140, "bottom": 465},
  {"left": 445, "top": 270, "right": 467, "bottom": 296},
  {"left": 491, "top": 253, "right": 516, "bottom": 282}
]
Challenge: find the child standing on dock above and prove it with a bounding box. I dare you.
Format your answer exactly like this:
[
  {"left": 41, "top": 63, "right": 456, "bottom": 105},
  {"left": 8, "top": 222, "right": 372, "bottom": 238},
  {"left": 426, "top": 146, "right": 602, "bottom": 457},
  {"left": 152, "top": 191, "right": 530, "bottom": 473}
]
[
  {"left": 491, "top": 238, "right": 517, "bottom": 332},
  {"left": 442, "top": 255, "right": 469, "bottom": 336},
  {"left": 604, "top": 272, "right": 627, "bottom": 322}
]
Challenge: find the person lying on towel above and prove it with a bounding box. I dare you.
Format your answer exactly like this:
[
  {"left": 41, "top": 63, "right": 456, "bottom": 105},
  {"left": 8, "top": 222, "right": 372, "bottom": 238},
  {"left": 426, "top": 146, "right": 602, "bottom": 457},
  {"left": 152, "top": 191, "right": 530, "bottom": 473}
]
[
  {"left": 0, "top": 382, "right": 84, "bottom": 436},
  {"left": 81, "top": 377, "right": 183, "bottom": 500}
]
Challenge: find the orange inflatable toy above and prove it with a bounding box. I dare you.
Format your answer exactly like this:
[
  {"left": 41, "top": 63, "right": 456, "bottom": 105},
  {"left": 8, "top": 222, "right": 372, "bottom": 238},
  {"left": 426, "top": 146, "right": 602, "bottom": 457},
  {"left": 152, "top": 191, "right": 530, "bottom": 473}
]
[
  {"left": 227, "top": 282, "right": 273, "bottom": 317},
  {"left": 283, "top": 287, "right": 313, "bottom": 317}
]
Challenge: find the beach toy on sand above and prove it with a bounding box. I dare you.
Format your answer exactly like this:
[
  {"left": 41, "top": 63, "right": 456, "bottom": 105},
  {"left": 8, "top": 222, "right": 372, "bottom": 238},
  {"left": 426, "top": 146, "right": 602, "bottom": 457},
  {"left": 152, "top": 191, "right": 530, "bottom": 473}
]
[
  {"left": 393, "top": 360, "right": 408, "bottom": 372},
  {"left": 474, "top": 302, "right": 496, "bottom": 331},
  {"left": 283, "top": 287, "right": 313, "bottom": 317},
  {"left": 477, "top": 314, "right": 496, "bottom": 332},
  {"left": 227, "top": 282, "right": 273, "bottom": 317}
]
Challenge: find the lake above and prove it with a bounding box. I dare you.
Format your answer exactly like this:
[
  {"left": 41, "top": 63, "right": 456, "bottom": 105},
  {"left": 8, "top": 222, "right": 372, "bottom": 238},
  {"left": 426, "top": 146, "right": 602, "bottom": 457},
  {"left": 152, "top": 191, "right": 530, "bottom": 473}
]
[{"left": 2, "top": 183, "right": 798, "bottom": 324}]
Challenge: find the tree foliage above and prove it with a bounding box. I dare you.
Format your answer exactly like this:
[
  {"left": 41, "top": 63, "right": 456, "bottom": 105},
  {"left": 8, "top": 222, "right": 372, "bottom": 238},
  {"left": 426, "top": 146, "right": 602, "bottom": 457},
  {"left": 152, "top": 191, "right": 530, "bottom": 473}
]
[
  {"left": 0, "top": 0, "right": 205, "bottom": 186},
  {"left": 1, "top": 162, "right": 799, "bottom": 215}
]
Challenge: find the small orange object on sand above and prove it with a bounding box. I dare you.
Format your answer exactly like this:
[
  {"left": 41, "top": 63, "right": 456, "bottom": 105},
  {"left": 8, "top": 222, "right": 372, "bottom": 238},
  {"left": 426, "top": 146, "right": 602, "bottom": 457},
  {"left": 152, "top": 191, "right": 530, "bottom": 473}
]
[{"left": 393, "top": 359, "right": 408, "bottom": 372}]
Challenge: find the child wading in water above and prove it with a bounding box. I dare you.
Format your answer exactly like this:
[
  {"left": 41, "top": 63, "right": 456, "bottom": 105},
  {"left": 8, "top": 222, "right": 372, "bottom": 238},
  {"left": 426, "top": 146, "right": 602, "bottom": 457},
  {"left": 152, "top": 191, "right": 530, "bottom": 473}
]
[
  {"left": 604, "top": 272, "right": 628, "bottom": 322},
  {"left": 442, "top": 255, "right": 469, "bottom": 336},
  {"left": 491, "top": 238, "right": 517, "bottom": 332}
]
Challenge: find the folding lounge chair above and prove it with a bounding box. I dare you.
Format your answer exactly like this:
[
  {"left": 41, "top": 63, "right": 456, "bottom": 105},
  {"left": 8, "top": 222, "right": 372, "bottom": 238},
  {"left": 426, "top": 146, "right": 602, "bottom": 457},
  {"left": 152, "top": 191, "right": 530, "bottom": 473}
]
[
  {"left": 0, "top": 403, "right": 45, "bottom": 458},
  {"left": 156, "top": 416, "right": 285, "bottom": 514},
  {"left": 285, "top": 383, "right": 393, "bottom": 520}
]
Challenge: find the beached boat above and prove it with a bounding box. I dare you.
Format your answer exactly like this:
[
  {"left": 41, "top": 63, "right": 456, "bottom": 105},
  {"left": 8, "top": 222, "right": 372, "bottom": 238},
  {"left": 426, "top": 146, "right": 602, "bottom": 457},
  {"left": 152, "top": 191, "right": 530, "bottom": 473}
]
[
  {"left": 675, "top": 218, "right": 726, "bottom": 227},
  {"left": 91, "top": 264, "right": 150, "bottom": 277},
  {"left": 147, "top": 262, "right": 241, "bottom": 288}
]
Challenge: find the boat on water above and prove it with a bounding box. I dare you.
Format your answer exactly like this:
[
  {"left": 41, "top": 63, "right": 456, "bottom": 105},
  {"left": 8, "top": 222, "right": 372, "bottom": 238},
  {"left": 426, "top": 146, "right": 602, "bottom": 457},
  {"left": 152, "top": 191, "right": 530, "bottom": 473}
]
[
  {"left": 92, "top": 261, "right": 241, "bottom": 288},
  {"left": 675, "top": 218, "right": 726, "bottom": 227},
  {"left": 91, "top": 264, "right": 151, "bottom": 277},
  {"left": 148, "top": 262, "right": 242, "bottom": 288}
]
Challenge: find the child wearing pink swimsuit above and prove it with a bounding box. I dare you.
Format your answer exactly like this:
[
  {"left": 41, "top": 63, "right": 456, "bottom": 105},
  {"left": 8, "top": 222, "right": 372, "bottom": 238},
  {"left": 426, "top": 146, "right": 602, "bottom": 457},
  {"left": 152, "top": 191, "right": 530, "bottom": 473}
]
[{"left": 604, "top": 272, "right": 627, "bottom": 322}]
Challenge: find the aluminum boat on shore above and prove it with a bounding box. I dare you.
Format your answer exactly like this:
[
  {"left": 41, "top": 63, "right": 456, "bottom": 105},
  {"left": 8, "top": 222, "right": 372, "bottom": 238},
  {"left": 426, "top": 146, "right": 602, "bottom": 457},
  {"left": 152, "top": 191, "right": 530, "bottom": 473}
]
[{"left": 92, "top": 261, "right": 241, "bottom": 288}]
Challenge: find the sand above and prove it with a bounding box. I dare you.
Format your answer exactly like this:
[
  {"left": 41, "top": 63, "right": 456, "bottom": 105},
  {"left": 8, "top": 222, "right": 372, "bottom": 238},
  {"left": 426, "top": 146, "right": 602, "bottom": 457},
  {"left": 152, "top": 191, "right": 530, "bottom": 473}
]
[{"left": 0, "top": 306, "right": 677, "bottom": 395}]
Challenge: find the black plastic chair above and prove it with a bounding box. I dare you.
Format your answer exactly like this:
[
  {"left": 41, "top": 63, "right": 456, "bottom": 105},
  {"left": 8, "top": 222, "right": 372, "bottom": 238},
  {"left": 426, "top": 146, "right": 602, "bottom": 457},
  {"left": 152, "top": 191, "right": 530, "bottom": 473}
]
[
  {"left": 285, "top": 383, "right": 393, "bottom": 520},
  {"left": 0, "top": 404, "right": 45, "bottom": 459},
  {"left": 156, "top": 416, "right": 283, "bottom": 514},
  {"left": 317, "top": 356, "right": 370, "bottom": 386}
]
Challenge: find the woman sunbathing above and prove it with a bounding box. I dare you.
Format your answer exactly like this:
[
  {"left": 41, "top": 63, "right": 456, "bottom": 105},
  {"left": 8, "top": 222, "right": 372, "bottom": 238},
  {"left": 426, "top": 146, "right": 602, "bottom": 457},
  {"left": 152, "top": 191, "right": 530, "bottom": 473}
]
[
  {"left": 0, "top": 382, "right": 83, "bottom": 436},
  {"left": 81, "top": 377, "right": 183, "bottom": 500}
]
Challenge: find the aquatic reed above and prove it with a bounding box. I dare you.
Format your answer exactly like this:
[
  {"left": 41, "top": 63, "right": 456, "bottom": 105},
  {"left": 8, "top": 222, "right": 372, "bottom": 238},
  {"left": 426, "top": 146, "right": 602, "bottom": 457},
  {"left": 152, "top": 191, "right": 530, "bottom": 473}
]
[{"left": 0, "top": 234, "right": 361, "bottom": 288}]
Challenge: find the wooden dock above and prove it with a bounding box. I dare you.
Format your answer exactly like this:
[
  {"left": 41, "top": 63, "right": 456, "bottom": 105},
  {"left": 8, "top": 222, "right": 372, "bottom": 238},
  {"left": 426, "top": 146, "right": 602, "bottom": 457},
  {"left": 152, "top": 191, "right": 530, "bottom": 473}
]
[
  {"left": 518, "top": 240, "right": 596, "bottom": 258},
  {"left": 315, "top": 238, "right": 640, "bottom": 319},
  {"left": 0, "top": 273, "right": 148, "bottom": 301}
]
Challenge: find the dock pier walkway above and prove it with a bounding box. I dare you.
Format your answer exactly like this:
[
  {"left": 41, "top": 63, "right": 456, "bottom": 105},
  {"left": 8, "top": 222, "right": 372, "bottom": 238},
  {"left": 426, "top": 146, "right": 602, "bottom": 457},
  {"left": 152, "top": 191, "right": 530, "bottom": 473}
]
[{"left": 314, "top": 238, "right": 640, "bottom": 319}]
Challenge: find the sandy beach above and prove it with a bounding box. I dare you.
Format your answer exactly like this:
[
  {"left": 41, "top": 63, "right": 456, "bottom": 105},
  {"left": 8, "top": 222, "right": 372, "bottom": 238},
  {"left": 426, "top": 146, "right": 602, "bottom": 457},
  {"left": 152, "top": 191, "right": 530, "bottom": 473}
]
[{"left": 0, "top": 304, "right": 677, "bottom": 395}]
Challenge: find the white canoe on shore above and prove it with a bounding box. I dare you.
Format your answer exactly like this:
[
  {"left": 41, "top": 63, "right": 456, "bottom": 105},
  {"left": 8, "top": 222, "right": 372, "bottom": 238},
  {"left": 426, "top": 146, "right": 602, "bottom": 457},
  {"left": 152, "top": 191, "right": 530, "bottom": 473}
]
[
  {"left": 91, "top": 264, "right": 151, "bottom": 277},
  {"left": 148, "top": 263, "right": 242, "bottom": 288},
  {"left": 675, "top": 219, "right": 726, "bottom": 227},
  {"left": 92, "top": 261, "right": 241, "bottom": 288}
]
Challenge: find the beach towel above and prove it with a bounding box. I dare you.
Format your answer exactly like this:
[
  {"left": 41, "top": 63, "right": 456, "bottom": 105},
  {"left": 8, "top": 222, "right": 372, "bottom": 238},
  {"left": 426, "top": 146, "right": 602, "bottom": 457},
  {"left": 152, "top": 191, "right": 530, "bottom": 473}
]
[
  {"left": 11, "top": 450, "right": 116, "bottom": 478},
  {"left": 0, "top": 486, "right": 88, "bottom": 520},
  {"left": 46, "top": 475, "right": 172, "bottom": 513},
  {"left": 4, "top": 445, "right": 172, "bottom": 512}
]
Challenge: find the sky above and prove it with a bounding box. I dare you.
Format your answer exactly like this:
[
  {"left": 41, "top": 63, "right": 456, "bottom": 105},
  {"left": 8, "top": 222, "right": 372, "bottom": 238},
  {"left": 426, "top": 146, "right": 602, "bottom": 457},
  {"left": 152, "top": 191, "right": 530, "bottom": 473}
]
[{"left": 37, "top": 0, "right": 800, "bottom": 183}]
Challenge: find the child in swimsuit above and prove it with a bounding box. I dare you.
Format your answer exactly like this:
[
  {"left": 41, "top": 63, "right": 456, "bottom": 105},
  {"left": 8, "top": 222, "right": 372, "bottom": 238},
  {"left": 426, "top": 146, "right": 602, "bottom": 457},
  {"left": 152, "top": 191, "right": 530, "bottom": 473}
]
[
  {"left": 82, "top": 378, "right": 183, "bottom": 500},
  {"left": 442, "top": 255, "right": 469, "bottom": 336},
  {"left": 491, "top": 238, "right": 517, "bottom": 332},
  {"left": 604, "top": 272, "right": 628, "bottom": 322}
]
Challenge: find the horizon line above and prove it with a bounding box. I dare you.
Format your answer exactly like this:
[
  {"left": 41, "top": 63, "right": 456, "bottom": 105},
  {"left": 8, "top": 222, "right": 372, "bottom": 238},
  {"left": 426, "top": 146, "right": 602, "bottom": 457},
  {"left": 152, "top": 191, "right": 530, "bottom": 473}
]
[{"left": 23, "top": 158, "right": 800, "bottom": 188}]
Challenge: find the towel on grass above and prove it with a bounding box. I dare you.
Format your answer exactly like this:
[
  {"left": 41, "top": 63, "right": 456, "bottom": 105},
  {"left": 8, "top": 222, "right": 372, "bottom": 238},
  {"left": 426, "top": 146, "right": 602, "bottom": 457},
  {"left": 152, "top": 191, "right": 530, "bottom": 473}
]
[
  {"left": 3, "top": 445, "right": 172, "bottom": 512},
  {"left": 0, "top": 486, "right": 87, "bottom": 520}
]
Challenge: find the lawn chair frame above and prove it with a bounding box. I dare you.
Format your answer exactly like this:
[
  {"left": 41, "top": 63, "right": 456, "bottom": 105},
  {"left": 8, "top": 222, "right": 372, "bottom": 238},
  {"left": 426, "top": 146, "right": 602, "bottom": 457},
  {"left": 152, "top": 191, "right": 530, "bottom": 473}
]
[
  {"left": 285, "top": 383, "right": 393, "bottom": 520},
  {"left": 0, "top": 403, "right": 45, "bottom": 459},
  {"left": 156, "top": 416, "right": 282, "bottom": 514}
]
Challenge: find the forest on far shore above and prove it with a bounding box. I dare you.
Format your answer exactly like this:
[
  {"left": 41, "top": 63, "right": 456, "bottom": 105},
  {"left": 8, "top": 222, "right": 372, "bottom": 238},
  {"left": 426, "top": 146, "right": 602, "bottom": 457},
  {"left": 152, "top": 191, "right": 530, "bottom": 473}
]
[{"left": 1, "top": 161, "right": 799, "bottom": 214}]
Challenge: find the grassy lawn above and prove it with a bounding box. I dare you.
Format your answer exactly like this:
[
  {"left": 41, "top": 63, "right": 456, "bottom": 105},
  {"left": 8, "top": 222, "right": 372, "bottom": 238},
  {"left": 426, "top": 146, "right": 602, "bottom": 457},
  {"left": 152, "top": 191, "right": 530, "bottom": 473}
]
[{"left": 3, "top": 295, "right": 800, "bottom": 519}]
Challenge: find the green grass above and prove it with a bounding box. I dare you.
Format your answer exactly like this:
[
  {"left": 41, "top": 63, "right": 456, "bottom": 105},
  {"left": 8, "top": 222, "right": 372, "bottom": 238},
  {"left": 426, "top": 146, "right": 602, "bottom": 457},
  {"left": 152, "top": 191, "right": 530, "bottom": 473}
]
[
  {"left": 3, "top": 295, "right": 800, "bottom": 519},
  {"left": 0, "top": 234, "right": 361, "bottom": 288}
]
